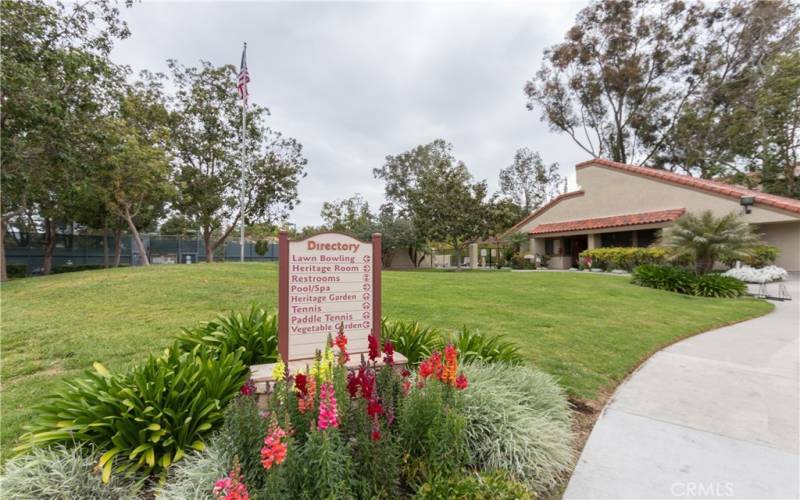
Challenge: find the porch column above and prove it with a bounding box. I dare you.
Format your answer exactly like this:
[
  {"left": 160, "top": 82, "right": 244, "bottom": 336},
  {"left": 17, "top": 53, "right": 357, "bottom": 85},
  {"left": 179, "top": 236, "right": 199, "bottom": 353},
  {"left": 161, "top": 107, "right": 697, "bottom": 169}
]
[
  {"left": 530, "top": 236, "right": 545, "bottom": 256},
  {"left": 587, "top": 233, "right": 601, "bottom": 250}
]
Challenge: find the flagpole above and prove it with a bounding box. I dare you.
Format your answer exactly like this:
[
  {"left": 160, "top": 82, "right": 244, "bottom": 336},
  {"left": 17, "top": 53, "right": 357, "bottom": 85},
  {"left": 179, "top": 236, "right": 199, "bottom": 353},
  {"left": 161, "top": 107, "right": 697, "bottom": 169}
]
[{"left": 239, "top": 42, "right": 247, "bottom": 263}]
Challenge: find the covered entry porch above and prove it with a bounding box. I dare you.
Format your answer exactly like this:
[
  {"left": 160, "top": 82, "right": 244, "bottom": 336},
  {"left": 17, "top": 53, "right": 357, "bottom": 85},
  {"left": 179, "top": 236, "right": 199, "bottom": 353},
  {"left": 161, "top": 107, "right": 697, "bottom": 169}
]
[{"left": 527, "top": 209, "right": 685, "bottom": 269}]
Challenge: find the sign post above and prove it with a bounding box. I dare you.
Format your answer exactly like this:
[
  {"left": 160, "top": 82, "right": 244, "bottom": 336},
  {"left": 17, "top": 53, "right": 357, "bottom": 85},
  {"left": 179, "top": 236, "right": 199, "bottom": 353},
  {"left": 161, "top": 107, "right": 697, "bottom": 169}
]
[{"left": 278, "top": 231, "right": 381, "bottom": 363}]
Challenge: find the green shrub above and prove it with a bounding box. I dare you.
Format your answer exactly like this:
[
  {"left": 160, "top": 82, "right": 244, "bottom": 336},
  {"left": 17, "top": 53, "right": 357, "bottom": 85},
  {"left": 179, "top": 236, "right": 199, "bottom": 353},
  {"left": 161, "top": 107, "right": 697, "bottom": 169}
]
[
  {"left": 414, "top": 470, "right": 535, "bottom": 500},
  {"left": 6, "top": 264, "right": 27, "bottom": 278},
  {"left": 631, "top": 264, "right": 696, "bottom": 294},
  {"left": 382, "top": 318, "right": 442, "bottom": 365},
  {"left": 509, "top": 252, "right": 535, "bottom": 270},
  {"left": 290, "top": 430, "right": 354, "bottom": 499},
  {"left": 215, "top": 396, "right": 270, "bottom": 492},
  {"left": 579, "top": 247, "right": 669, "bottom": 271},
  {"left": 632, "top": 264, "right": 746, "bottom": 298},
  {"left": 16, "top": 346, "right": 248, "bottom": 481},
  {"left": 175, "top": 305, "right": 278, "bottom": 365},
  {"left": 398, "top": 379, "right": 468, "bottom": 486},
  {"left": 444, "top": 326, "right": 523, "bottom": 365},
  {"left": 254, "top": 240, "right": 271, "bottom": 256},
  {"left": 0, "top": 444, "right": 145, "bottom": 499},
  {"left": 458, "top": 363, "right": 573, "bottom": 494},
  {"left": 721, "top": 244, "right": 779, "bottom": 268},
  {"left": 691, "top": 274, "right": 747, "bottom": 298}
]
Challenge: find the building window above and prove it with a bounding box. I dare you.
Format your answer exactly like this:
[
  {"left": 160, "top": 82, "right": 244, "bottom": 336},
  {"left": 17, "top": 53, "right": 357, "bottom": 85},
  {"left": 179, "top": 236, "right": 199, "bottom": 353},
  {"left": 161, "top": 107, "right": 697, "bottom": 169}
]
[
  {"left": 545, "top": 238, "right": 554, "bottom": 256},
  {"left": 601, "top": 231, "right": 633, "bottom": 247},
  {"left": 563, "top": 238, "right": 572, "bottom": 256},
  {"left": 637, "top": 229, "right": 659, "bottom": 247}
]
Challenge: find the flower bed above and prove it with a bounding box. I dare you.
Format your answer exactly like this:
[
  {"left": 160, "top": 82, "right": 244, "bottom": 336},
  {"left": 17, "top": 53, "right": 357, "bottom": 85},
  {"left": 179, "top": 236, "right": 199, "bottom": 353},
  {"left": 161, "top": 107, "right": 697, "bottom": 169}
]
[
  {"left": 723, "top": 265, "right": 787, "bottom": 283},
  {"left": 3, "top": 309, "right": 571, "bottom": 498}
]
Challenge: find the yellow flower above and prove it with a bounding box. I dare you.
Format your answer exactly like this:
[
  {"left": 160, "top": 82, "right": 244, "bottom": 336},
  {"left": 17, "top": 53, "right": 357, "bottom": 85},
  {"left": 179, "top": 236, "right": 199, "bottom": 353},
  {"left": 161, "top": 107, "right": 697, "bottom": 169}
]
[
  {"left": 272, "top": 360, "right": 286, "bottom": 381},
  {"left": 311, "top": 345, "right": 335, "bottom": 383}
]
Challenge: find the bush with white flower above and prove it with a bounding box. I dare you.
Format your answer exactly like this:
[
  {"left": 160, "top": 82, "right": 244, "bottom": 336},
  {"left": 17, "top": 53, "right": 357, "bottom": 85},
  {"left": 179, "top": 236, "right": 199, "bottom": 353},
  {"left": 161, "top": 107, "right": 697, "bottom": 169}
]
[{"left": 723, "top": 265, "right": 787, "bottom": 283}]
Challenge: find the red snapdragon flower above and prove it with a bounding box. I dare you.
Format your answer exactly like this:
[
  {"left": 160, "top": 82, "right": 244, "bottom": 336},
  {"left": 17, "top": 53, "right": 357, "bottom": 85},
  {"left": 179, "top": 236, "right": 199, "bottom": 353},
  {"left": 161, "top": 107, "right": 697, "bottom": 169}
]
[
  {"left": 368, "top": 333, "right": 380, "bottom": 361},
  {"left": 367, "top": 397, "right": 383, "bottom": 418},
  {"left": 455, "top": 373, "right": 468, "bottom": 390},
  {"left": 346, "top": 370, "right": 360, "bottom": 398},
  {"left": 294, "top": 373, "right": 308, "bottom": 396},
  {"left": 240, "top": 379, "right": 256, "bottom": 396},
  {"left": 382, "top": 341, "right": 394, "bottom": 366}
]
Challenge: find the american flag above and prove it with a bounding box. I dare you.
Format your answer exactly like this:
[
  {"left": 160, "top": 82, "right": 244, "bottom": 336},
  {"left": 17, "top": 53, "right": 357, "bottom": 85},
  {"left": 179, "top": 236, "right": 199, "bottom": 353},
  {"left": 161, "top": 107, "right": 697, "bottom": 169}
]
[{"left": 237, "top": 43, "right": 250, "bottom": 103}]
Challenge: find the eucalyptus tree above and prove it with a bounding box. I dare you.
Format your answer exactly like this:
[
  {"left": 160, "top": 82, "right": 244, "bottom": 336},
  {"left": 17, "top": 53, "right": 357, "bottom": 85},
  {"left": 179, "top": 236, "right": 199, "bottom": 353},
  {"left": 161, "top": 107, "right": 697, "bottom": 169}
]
[
  {"left": 526, "top": 0, "right": 799, "bottom": 179},
  {"left": 499, "top": 148, "right": 562, "bottom": 214}
]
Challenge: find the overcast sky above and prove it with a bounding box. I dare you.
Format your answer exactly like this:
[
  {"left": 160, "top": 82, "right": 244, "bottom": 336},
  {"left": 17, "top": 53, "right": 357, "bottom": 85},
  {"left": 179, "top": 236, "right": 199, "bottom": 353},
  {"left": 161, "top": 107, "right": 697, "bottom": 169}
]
[{"left": 112, "top": 1, "right": 591, "bottom": 227}]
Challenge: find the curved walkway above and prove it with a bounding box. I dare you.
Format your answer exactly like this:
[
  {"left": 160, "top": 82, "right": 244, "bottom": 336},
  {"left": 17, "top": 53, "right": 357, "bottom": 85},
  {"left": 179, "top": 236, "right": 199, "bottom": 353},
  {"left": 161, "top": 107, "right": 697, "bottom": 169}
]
[{"left": 565, "top": 275, "right": 800, "bottom": 499}]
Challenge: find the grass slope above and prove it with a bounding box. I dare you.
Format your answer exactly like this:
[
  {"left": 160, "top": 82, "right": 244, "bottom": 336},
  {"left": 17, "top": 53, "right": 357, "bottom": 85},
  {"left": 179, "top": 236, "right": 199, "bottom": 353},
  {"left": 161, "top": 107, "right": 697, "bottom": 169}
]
[{"left": 0, "top": 263, "right": 772, "bottom": 456}]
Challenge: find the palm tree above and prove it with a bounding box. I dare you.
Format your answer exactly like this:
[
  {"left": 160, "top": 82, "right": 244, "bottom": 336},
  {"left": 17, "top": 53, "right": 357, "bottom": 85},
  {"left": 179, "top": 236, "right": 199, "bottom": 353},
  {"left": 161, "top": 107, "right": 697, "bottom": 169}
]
[{"left": 659, "top": 211, "right": 762, "bottom": 274}]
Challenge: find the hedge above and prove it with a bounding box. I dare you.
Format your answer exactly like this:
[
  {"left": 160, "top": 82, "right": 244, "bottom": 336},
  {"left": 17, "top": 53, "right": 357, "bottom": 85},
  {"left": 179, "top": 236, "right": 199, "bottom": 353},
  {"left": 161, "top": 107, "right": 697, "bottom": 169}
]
[{"left": 578, "top": 247, "right": 669, "bottom": 271}]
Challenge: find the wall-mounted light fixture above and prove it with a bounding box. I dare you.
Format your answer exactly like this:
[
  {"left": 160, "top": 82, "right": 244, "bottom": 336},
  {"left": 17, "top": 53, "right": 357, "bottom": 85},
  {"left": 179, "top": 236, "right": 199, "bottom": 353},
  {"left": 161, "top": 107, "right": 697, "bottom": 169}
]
[{"left": 740, "top": 196, "right": 754, "bottom": 214}]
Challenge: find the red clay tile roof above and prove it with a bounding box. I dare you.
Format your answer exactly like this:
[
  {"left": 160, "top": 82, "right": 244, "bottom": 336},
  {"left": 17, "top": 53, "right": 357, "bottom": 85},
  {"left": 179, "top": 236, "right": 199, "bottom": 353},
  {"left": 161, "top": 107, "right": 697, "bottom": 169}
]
[
  {"left": 576, "top": 158, "right": 800, "bottom": 215},
  {"left": 503, "top": 190, "right": 585, "bottom": 236},
  {"left": 529, "top": 208, "right": 685, "bottom": 235}
]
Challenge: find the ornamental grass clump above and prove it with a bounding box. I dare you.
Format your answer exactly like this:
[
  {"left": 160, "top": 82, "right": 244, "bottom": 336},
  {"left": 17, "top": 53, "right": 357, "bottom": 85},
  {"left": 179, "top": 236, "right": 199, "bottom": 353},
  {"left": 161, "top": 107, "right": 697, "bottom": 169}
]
[
  {"left": 459, "top": 362, "right": 574, "bottom": 494},
  {"left": 0, "top": 444, "right": 145, "bottom": 500}
]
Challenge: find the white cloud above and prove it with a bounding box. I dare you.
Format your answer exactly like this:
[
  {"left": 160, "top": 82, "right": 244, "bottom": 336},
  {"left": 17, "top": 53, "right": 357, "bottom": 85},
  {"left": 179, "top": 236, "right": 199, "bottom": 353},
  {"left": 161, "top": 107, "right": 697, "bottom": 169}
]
[{"left": 112, "top": 0, "right": 590, "bottom": 226}]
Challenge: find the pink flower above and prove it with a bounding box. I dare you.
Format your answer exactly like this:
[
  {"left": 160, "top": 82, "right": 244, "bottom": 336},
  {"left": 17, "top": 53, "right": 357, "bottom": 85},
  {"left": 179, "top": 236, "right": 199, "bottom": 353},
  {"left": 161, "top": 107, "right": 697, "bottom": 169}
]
[
  {"left": 260, "top": 425, "right": 288, "bottom": 470},
  {"left": 317, "top": 382, "right": 339, "bottom": 430},
  {"left": 213, "top": 462, "right": 250, "bottom": 500}
]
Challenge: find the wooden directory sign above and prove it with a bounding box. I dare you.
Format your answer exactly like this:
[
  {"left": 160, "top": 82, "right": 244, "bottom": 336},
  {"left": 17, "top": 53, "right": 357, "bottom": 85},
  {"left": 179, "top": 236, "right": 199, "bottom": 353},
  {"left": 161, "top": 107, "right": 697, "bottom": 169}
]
[{"left": 278, "top": 231, "right": 381, "bottom": 362}]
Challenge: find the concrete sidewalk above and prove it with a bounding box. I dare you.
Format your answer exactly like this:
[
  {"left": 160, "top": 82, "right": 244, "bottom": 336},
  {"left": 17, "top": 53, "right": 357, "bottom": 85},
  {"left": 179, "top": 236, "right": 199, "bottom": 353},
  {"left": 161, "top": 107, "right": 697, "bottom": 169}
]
[{"left": 565, "top": 275, "right": 800, "bottom": 500}]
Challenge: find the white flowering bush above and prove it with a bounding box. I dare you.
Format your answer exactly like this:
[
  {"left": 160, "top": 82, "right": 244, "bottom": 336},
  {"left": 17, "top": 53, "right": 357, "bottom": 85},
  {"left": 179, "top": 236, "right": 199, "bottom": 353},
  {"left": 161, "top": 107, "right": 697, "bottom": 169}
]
[{"left": 723, "top": 265, "right": 787, "bottom": 283}]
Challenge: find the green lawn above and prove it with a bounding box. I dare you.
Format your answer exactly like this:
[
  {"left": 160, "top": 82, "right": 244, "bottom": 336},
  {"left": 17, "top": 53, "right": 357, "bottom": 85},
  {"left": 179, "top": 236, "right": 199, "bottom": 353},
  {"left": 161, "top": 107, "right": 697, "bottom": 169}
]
[{"left": 0, "top": 263, "right": 772, "bottom": 457}]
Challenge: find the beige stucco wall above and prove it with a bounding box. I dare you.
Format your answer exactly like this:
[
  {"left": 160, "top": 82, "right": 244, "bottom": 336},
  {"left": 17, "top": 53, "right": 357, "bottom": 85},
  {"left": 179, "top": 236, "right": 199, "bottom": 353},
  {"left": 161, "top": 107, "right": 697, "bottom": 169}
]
[
  {"left": 756, "top": 221, "right": 800, "bottom": 271},
  {"left": 516, "top": 165, "right": 797, "bottom": 232},
  {"left": 515, "top": 164, "right": 800, "bottom": 271}
]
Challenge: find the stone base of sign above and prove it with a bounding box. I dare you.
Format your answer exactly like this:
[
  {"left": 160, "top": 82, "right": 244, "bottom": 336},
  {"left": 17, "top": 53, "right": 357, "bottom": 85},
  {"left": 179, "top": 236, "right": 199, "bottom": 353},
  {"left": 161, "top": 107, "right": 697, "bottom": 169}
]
[{"left": 249, "top": 351, "right": 409, "bottom": 394}]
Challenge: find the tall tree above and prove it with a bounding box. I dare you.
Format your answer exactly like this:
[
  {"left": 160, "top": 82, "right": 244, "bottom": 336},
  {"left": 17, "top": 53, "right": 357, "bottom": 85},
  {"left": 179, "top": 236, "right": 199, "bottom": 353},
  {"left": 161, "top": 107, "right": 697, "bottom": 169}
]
[
  {"left": 499, "top": 148, "right": 562, "bottom": 213},
  {"left": 658, "top": 1, "right": 800, "bottom": 179},
  {"left": 526, "top": 0, "right": 798, "bottom": 175},
  {"left": 373, "top": 139, "right": 455, "bottom": 212},
  {"left": 0, "top": 0, "right": 130, "bottom": 278},
  {"left": 320, "top": 194, "right": 373, "bottom": 233},
  {"left": 168, "top": 60, "right": 307, "bottom": 262},
  {"left": 405, "top": 153, "right": 489, "bottom": 267}
]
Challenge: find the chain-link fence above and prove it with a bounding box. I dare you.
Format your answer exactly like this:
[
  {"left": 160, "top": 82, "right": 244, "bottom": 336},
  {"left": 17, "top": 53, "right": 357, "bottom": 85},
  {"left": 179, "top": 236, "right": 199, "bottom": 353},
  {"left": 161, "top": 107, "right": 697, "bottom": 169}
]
[{"left": 4, "top": 232, "right": 278, "bottom": 277}]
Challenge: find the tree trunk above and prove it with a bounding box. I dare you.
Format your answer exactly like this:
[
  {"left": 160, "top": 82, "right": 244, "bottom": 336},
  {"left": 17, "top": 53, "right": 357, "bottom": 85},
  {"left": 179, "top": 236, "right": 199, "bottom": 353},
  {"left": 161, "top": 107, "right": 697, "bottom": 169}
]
[
  {"left": 42, "top": 218, "right": 56, "bottom": 275},
  {"left": 204, "top": 230, "right": 214, "bottom": 263},
  {"left": 696, "top": 255, "right": 715, "bottom": 275},
  {"left": 102, "top": 224, "right": 109, "bottom": 268},
  {"left": 0, "top": 217, "right": 7, "bottom": 282},
  {"left": 453, "top": 243, "right": 462, "bottom": 271},
  {"left": 210, "top": 213, "right": 241, "bottom": 262},
  {"left": 113, "top": 229, "right": 122, "bottom": 267},
  {"left": 123, "top": 205, "right": 149, "bottom": 266}
]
